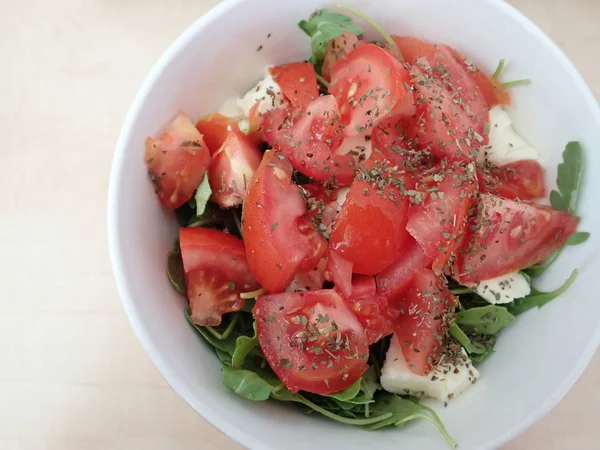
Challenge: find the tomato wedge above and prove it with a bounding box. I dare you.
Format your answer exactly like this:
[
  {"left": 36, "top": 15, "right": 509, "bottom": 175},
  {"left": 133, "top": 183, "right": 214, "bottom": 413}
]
[
  {"left": 179, "top": 227, "right": 259, "bottom": 326},
  {"left": 454, "top": 194, "right": 579, "bottom": 282},
  {"left": 407, "top": 162, "right": 478, "bottom": 273},
  {"left": 303, "top": 184, "right": 349, "bottom": 236},
  {"left": 330, "top": 155, "right": 413, "bottom": 276},
  {"left": 264, "top": 95, "right": 358, "bottom": 185},
  {"left": 478, "top": 159, "right": 545, "bottom": 201},
  {"left": 269, "top": 62, "right": 319, "bottom": 108},
  {"left": 340, "top": 276, "right": 394, "bottom": 345},
  {"left": 145, "top": 112, "right": 211, "bottom": 209},
  {"left": 243, "top": 151, "right": 327, "bottom": 293},
  {"left": 325, "top": 249, "right": 353, "bottom": 298},
  {"left": 375, "top": 236, "right": 431, "bottom": 301},
  {"left": 208, "top": 125, "right": 262, "bottom": 208},
  {"left": 322, "top": 32, "right": 362, "bottom": 81},
  {"left": 254, "top": 289, "right": 369, "bottom": 395},
  {"left": 391, "top": 36, "right": 436, "bottom": 63},
  {"left": 195, "top": 113, "right": 236, "bottom": 155},
  {"left": 393, "top": 268, "right": 456, "bottom": 375},
  {"left": 329, "top": 44, "right": 411, "bottom": 136}
]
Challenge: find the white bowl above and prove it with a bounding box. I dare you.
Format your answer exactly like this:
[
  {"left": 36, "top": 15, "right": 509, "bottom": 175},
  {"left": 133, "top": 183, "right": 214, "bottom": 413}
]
[{"left": 108, "top": 0, "right": 600, "bottom": 448}]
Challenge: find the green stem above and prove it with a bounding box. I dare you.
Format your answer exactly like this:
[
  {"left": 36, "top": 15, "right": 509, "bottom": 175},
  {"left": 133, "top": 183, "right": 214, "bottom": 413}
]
[
  {"left": 240, "top": 287, "right": 266, "bottom": 300},
  {"left": 204, "top": 325, "right": 223, "bottom": 340},
  {"left": 336, "top": 4, "right": 403, "bottom": 62},
  {"left": 298, "top": 394, "right": 393, "bottom": 425},
  {"left": 492, "top": 58, "right": 505, "bottom": 78},
  {"left": 502, "top": 78, "right": 531, "bottom": 88},
  {"left": 221, "top": 314, "right": 240, "bottom": 340},
  {"left": 364, "top": 402, "right": 370, "bottom": 418},
  {"left": 450, "top": 287, "right": 473, "bottom": 295},
  {"left": 420, "top": 405, "right": 458, "bottom": 448},
  {"left": 315, "top": 72, "right": 329, "bottom": 88},
  {"left": 231, "top": 209, "right": 243, "bottom": 237}
]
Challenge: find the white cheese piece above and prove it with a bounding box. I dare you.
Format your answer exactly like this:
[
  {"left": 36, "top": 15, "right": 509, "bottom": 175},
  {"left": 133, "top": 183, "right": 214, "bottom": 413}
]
[
  {"left": 218, "top": 97, "right": 244, "bottom": 118},
  {"left": 480, "top": 106, "right": 544, "bottom": 166},
  {"left": 475, "top": 271, "right": 531, "bottom": 304},
  {"left": 381, "top": 335, "right": 479, "bottom": 403},
  {"left": 237, "top": 71, "right": 288, "bottom": 117},
  {"left": 334, "top": 131, "right": 373, "bottom": 163}
]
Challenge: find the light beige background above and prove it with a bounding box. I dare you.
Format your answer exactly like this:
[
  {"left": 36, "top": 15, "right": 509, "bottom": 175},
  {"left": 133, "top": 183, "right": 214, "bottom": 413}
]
[{"left": 1, "top": 0, "right": 598, "bottom": 449}]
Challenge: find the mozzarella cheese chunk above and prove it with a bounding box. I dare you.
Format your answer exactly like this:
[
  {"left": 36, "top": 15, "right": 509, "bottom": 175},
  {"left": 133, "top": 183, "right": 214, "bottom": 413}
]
[
  {"left": 480, "top": 106, "right": 544, "bottom": 166},
  {"left": 475, "top": 271, "right": 531, "bottom": 304},
  {"left": 381, "top": 335, "right": 479, "bottom": 403},
  {"left": 335, "top": 131, "right": 373, "bottom": 163},
  {"left": 237, "top": 71, "right": 288, "bottom": 117}
]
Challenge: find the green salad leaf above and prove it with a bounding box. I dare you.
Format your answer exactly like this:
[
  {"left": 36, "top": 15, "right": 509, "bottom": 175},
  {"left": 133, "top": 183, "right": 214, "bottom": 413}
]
[
  {"left": 448, "top": 323, "right": 485, "bottom": 354},
  {"left": 232, "top": 322, "right": 259, "bottom": 369},
  {"left": 222, "top": 366, "right": 275, "bottom": 401},
  {"left": 566, "top": 231, "right": 590, "bottom": 246},
  {"left": 194, "top": 173, "right": 212, "bottom": 216},
  {"left": 299, "top": 9, "right": 364, "bottom": 60},
  {"left": 448, "top": 323, "right": 495, "bottom": 363},
  {"left": 456, "top": 305, "right": 515, "bottom": 335},
  {"left": 166, "top": 249, "right": 186, "bottom": 295},
  {"left": 506, "top": 269, "right": 579, "bottom": 316},
  {"left": 550, "top": 141, "right": 584, "bottom": 214}
]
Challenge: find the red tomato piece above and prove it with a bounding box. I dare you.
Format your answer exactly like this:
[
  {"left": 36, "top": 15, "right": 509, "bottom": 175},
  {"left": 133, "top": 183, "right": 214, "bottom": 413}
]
[
  {"left": 454, "top": 194, "right": 579, "bottom": 282},
  {"left": 329, "top": 44, "right": 411, "bottom": 136},
  {"left": 195, "top": 113, "right": 236, "bottom": 155},
  {"left": 269, "top": 62, "right": 319, "bottom": 108},
  {"left": 243, "top": 151, "right": 327, "bottom": 293},
  {"left": 391, "top": 36, "right": 436, "bottom": 63},
  {"left": 393, "top": 268, "right": 456, "bottom": 375},
  {"left": 322, "top": 32, "right": 362, "bottom": 81},
  {"left": 478, "top": 159, "right": 545, "bottom": 201},
  {"left": 341, "top": 275, "right": 394, "bottom": 345},
  {"left": 179, "top": 227, "right": 259, "bottom": 326},
  {"left": 329, "top": 155, "right": 413, "bottom": 276},
  {"left": 375, "top": 236, "right": 432, "bottom": 302},
  {"left": 208, "top": 125, "right": 262, "bottom": 208},
  {"left": 144, "top": 112, "right": 211, "bottom": 209},
  {"left": 254, "top": 289, "right": 369, "bottom": 395},
  {"left": 303, "top": 184, "right": 349, "bottom": 236},
  {"left": 406, "top": 162, "right": 478, "bottom": 273},
  {"left": 325, "top": 249, "right": 353, "bottom": 298},
  {"left": 264, "top": 95, "right": 357, "bottom": 185}
]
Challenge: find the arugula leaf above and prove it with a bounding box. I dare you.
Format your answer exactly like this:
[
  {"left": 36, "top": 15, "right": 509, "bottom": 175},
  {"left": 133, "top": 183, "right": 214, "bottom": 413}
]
[
  {"left": 326, "top": 378, "right": 362, "bottom": 401},
  {"left": 456, "top": 305, "right": 515, "bottom": 335},
  {"left": 550, "top": 141, "right": 584, "bottom": 214},
  {"left": 222, "top": 366, "right": 274, "bottom": 401},
  {"left": 194, "top": 173, "right": 212, "bottom": 216},
  {"left": 187, "top": 202, "right": 228, "bottom": 228},
  {"left": 566, "top": 231, "right": 590, "bottom": 246},
  {"left": 184, "top": 308, "right": 237, "bottom": 354},
  {"left": 215, "top": 348, "right": 233, "bottom": 367},
  {"left": 448, "top": 323, "right": 486, "bottom": 354},
  {"left": 232, "top": 322, "right": 259, "bottom": 369},
  {"left": 166, "top": 249, "right": 186, "bottom": 295},
  {"left": 506, "top": 269, "right": 579, "bottom": 316},
  {"left": 299, "top": 9, "right": 364, "bottom": 60}
]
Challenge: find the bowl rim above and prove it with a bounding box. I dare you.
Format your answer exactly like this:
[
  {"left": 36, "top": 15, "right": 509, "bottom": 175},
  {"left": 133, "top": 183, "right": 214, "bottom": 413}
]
[{"left": 107, "top": 0, "right": 600, "bottom": 448}]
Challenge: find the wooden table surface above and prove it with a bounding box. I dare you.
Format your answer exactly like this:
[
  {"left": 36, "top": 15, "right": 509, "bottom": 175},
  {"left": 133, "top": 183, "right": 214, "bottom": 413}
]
[{"left": 2, "top": 0, "right": 599, "bottom": 448}]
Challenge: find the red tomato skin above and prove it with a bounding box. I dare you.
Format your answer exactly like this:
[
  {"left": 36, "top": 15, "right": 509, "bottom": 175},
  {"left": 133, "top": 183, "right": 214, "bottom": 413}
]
[
  {"left": 393, "top": 268, "right": 456, "bottom": 375},
  {"left": 391, "top": 36, "right": 436, "bottom": 63},
  {"left": 330, "top": 156, "right": 413, "bottom": 276},
  {"left": 179, "top": 227, "right": 259, "bottom": 326},
  {"left": 253, "top": 289, "right": 369, "bottom": 395},
  {"left": 478, "top": 159, "right": 545, "bottom": 201},
  {"left": 407, "top": 163, "right": 478, "bottom": 273},
  {"left": 195, "top": 113, "right": 236, "bottom": 155},
  {"left": 340, "top": 275, "right": 394, "bottom": 345},
  {"left": 243, "top": 151, "right": 327, "bottom": 293},
  {"left": 325, "top": 249, "right": 353, "bottom": 298},
  {"left": 145, "top": 112, "right": 211, "bottom": 209},
  {"left": 269, "top": 62, "right": 319, "bottom": 108},
  {"left": 375, "top": 236, "right": 431, "bottom": 301},
  {"left": 329, "top": 44, "right": 410, "bottom": 136},
  {"left": 455, "top": 194, "right": 579, "bottom": 282},
  {"left": 208, "top": 125, "right": 262, "bottom": 208}
]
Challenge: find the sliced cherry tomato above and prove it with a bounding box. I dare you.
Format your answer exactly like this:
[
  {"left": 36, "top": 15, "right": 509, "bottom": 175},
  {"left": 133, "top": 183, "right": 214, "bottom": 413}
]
[
  {"left": 179, "top": 227, "right": 259, "bottom": 326},
  {"left": 478, "top": 159, "right": 545, "bottom": 200},
  {"left": 322, "top": 32, "right": 362, "bottom": 81},
  {"left": 208, "top": 125, "right": 262, "bottom": 208},
  {"left": 243, "top": 151, "right": 327, "bottom": 293},
  {"left": 254, "top": 289, "right": 369, "bottom": 395},
  {"left": 145, "top": 112, "right": 211, "bottom": 209},
  {"left": 325, "top": 249, "right": 353, "bottom": 298},
  {"left": 375, "top": 236, "right": 431, "bottom": 301},
  {"left": 195, "top": 113, "right": 236, "bottom": 155},
  {"left": 393, "top": 268, "right": 456, "bottom": 375},
  {"left": 454, "top": 194, "right": 579, "bottom": 282},
  {"left": 407, "top": 162, "right": 478, "bottom": 273},
  {"left": 264, "top": 95, "right": 357, "bottom": 185},
  {"left": 340, "top": 276, "right": 394, "bottom": 345},
  {"left": 247, "top": 101, "right": 266, "bottom": 144},
  {"left": 329, "top": 44, "right": 411, "bottom": 136},
  {"left": 391, "top": 36, "right": 436, "bottom": 64},
  {"left": 330, "top": 156, "right": 413, "bottom": 276},
  {"left": 269, "top": 62, "right": 319, "bottom": 108}
]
